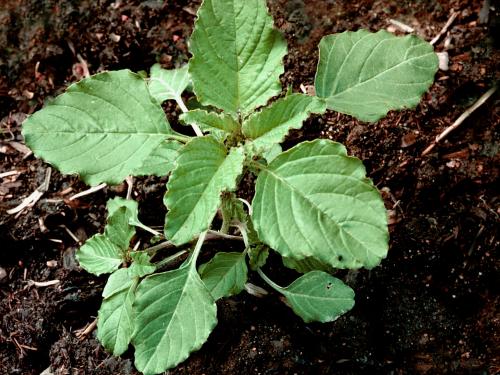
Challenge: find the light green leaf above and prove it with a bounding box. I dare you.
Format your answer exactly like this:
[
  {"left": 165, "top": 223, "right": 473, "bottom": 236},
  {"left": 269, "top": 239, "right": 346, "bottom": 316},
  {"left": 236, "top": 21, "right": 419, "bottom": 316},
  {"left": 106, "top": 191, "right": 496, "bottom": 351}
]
[
  {"left": 262, "top": 143, "right": 282, "bottom": 163},
  {"left": 248, "top": 244, "right": 269, "bottom": 271},
  {"left": 129, "top": 252, "right": 156, "bottom": 278},
  {"left": 105, "top": 206, "right": 135, "bottom": 250},
  {"left": 198, "top": 252, "right": 247, "bottom": 300},
  {"left": 189, "top": 0, "right": 287, "bottom": 116},
  {"left": 107, "top": 197, "right": 160, "bottom": 236},
  {"left": 131, "top": 140, "right": 182, "bottom": 177},
  {"left": 252, "top": 139, "right": 388, "bottom": 269},
  {"left": 315, "top": 30, "right": 438, "bottom": 122},
  {"left": 260, "top": 270, "right": 354, "bottom": 323},
  {"left": 243, "top": 94, "right": 326, "bottom": 152},
  {"left": 180, "top": 109, "right": 239, "bottom": 134},
  {"left": 76, "top": 234, "right": 123, "bottom": 275},
  {"left": 22, "top": 70, "right": 177, "bottom": 186},
  {"left": 98, "top": 272, "right": 137, "bottom": 355},
  {"left": 164, "top": 137, "right": 245, "bottom": 245},
  {"left": 148, "top": 64, "right": 190, "bottom": 103},
  {"left": 132, "top": 260, "right": 216, "bottom": 373},
  {"left": 282, "top": 256, "right": 334, "bottom": 274},
  {"left": 102, "top": 268, "right": 133, "bottom": 299}
]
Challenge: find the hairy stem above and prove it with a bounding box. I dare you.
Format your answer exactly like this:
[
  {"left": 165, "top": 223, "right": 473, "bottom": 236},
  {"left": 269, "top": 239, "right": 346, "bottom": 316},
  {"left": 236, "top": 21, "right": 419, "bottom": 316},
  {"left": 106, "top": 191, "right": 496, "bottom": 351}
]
[
  {"left": 175, "top": 95, "right": 203, "bottom": 137},
  {"left": 256, "top": 268, "right": 282, "bottom": 292}
]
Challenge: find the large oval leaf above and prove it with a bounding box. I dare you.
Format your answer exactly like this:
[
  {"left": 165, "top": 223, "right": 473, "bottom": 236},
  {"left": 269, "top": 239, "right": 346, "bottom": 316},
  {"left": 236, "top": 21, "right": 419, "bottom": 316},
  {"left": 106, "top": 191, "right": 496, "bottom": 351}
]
[
  {"left": 189, "top": 0, "right": 287, "bottom": 116},
  {"left": 132, "top": 264, "right": 217, "bottom": 374},
  {"left": 252, "top": 139, "right": 388, "bottom": 269},
  {"left": 315, "top": 30, "right": 438, "bottom": 122},
  {"left": 23, "top": 70, "right": 176, "bottom": 186},
  {"left": 164, "top": 137, "right": 244, "bottom": 245}
]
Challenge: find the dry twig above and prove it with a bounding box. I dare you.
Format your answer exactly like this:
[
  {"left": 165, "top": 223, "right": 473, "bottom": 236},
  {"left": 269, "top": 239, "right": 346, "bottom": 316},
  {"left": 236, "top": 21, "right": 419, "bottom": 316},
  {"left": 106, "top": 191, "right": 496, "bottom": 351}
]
[
  {"left": 69, "top": 183, "right": 107, "bottom": 200},
  {"left": 422, "top": 86, "right": 497, "bottom": 156},
  {"left": 430, "top": 10, "right": 459, "bottom": 46},
  {"left": 7, "top": 167, "right": 51, "bottom": 215}
]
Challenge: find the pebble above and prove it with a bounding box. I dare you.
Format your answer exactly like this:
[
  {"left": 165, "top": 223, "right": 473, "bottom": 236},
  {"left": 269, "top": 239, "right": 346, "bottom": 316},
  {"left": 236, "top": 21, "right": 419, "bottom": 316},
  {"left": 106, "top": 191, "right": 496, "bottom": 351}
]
[{"left": 0, "top": 266, "right": 7, "bottom": 282}]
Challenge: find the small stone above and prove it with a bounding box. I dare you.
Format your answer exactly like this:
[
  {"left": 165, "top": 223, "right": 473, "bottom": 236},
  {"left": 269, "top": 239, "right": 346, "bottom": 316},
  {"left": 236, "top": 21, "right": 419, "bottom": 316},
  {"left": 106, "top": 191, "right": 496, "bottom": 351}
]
[
  {"left": 63, "top": 247, "right": 79, "bottom": 271},
  {"left": 46, "top": 260, "right": 58, "bottom": 268},
  {"left": 0, "top": 267, "right": 7, "bottom": 282}
]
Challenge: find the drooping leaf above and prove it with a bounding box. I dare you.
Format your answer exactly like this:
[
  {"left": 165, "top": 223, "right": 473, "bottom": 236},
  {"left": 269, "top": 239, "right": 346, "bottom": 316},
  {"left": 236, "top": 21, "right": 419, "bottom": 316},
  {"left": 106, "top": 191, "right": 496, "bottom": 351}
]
[
  {"left": 98, "top": 271, "right": 137, "bottom": 356},
  {"left": 148, "top": 64, "right": 190, "bottom": 103},
  {"left": 243, "top": 94, "right": 326, "bottom": 152},
  {"left": 189, "top": 0, "right": 287, "bottom": 116},
  {"left": 261, "top": 270, "right": 354, "bottom": 323},
  {"left": 129, "top": 252, "right": 156, "bottom": 278},
  {"left": 131, "top": 140, "right": 182, "bottom": 177},
  {"left": 248, "top": 244, "right": 269, "bottom": 270},
  {"left": 132, "top": 260, "right": 216, "bottom": 373},
  {"left": 282, "top": 256, "right": 334, "bottom": 274},
  {"left": 22, "top": 70, "right": 178, "bottom": 186},
  {"left": 105, "top": 206, "right": 136, "bottom": 250},
  {"left": 76, "top": 234, "right": 123, "bottom": 275},
  {"left": 315, "top": 30, "right": 438, "bottom": 122},
  {"left": 252, "top": 139, "right": 388, "bottom": 269},
  {"left": 102, "top": 268, "right": 133, "bottom": 299},
  {"left": 164, "top": 137, "right": 245, "bottom": 245},
  {"left": 198, "top": 252, "right": 247, "bottom": 300},
  {"left": 180, "top": 109, "right": 239, "bottom": 134}
]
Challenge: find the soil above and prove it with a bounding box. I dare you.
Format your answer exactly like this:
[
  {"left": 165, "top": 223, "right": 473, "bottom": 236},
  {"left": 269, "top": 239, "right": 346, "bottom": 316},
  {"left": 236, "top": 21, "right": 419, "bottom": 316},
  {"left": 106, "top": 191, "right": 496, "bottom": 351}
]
[{"left": 0, "top": 0, "right": 499, "bottom": 374}]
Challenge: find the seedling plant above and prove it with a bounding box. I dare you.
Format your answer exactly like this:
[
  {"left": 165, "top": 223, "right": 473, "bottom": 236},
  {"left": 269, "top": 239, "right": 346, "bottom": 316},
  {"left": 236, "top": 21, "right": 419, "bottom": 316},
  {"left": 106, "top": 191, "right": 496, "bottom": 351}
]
[{"left": 22, "top": 0, "right": 438, "bottom": 373}]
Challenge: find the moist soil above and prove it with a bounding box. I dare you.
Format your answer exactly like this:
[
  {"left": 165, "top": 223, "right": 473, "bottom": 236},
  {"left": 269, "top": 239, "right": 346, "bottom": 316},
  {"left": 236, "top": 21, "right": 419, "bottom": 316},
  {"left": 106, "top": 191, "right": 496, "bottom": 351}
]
[{"left": 0, "top": 1, "right": 499, "bottom": 374}]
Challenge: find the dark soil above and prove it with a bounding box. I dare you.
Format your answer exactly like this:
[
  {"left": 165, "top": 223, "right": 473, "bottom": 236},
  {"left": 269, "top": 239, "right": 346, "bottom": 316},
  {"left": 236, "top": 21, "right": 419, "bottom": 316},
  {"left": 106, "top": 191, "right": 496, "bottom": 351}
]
[{"left": 1, "top": 1, "right": 499, "bottom": 374}]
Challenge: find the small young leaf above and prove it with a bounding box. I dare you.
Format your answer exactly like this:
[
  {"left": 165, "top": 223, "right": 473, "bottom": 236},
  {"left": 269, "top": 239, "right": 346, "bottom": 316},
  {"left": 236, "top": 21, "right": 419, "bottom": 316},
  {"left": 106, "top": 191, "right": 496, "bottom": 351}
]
[
  {"left": 263, "top": 270, "right": 355, "bottom": 323},
  {"left": 282, "top": 256, "right": 334, "bottom": 274},
  {"left": 22, "top": 70, "right": 178, "bottom": 186},
  {"left": 189, "top": 0, "right": 287, "bottom": 116},
  {"left": 198, "top": 252, "right": 248, "bottom": 300},
  {"left": 98, "top": 271, "right": 138, "bottom": 356},
  {"left": 105, "top": 206, "right": 135, "bottom": 250},
  {"left": 148, "top": 64, "right": 190, "bottom": 103},
  {"left": 132, "top": 264, "right": 217, "bottom": 374},
  {"left": 107, "top": 197, "right": 159, "bottom": 236},
  {"left": 242, "top": 94, "right": 326, "bottom": 152},
  {"left": 76, "top": 234, "right": 123, "bottom": 275},
  {"left": 315, "top": 30, "right": 438, "bottom": 122},
  {"left": 102, "top": 268, "right": 133, "bottom": 299},
  {"left": 252, "top": 139, "right": 388, "bottom": 269},
  {"left": 248, "top": 244, "right": 269, "bottom": 270},
  {"left": 131, "top": 140, "right": 182, "bottom": 177},
  {"left": 129, "top": 252, "right": 156, "bottom": 278},
  {"left": 164, "top": 137, "right": 245, "bottom": 245},
  {"left": 180, "top": 109, "right": 239, "bottom": 134}
]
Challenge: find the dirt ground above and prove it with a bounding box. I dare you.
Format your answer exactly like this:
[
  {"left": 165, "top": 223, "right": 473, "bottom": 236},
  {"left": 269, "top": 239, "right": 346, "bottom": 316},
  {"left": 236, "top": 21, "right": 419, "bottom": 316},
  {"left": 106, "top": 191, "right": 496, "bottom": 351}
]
[{"left": 0, "top": 0, "right": 499, "bottom": 374}]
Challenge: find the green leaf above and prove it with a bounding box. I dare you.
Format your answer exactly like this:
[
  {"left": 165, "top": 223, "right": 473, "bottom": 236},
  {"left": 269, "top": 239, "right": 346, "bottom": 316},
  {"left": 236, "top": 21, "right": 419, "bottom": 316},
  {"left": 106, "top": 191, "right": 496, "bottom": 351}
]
[
  {"left": 260, "top": 270, "right": 354, "bottom": 323},
  {"left": 180, "top": 109, "right": 239, "bottom": 134},
  {"left": 248, "top": 244, "right": 269, "bottom": 270},
  {"left": 189, "top": 0, "right": 287, "bottom": 116},
  {"left": 98, "top": 271, "right": 138, "bottom": 356},
  {"left": 107, "top": 197, "right": 159, "bottom": 236},
  {"left": 315, "top": 30, "right": 438, "bottom": 122},
  {"left": 105, "top": 206, "right": 135, "bottom": 250},
  {"left": 129, "top": 252, "right": 156, "bottom": 278},
  {"left": 132, "top": 261, "right": 217, "bottom": 373},
  {"left": 198, "top": 252, "right": 247, "bottom": 300},
  {"left": 282, "top": 256, "right": 334, "bottom": 274},
  {"left": 22, "top": 70, "right": 177, "bottom": 186},
  {"left": 164, "top": 137, "right": 245, "bottom": 245},
  {"left": 252, "top": 139, "right": 388, "bottom": 269},
  {"left": 102, "top": 268, "right": 133, "bottom": 299},
  {"left": 148, "top": 64, "right": 190, "bottom": 103},
  {"left": 262, "top": 143, "right": 282, "bottom": 163},
  {"left": 76, "top": 234, "right": 123, "bottom": 275},
  {"left": 243, "top": 94, "right": 326, "bottom": 152},
  {"left": 131, "top": 140, "right": 182, "bottom": 177}
]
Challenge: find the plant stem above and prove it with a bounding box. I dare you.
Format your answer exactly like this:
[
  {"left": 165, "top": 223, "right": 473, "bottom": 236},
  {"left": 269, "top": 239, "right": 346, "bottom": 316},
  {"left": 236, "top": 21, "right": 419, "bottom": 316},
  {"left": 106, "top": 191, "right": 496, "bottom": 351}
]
[
  {"left": 175, "top": 95, "right": 203, "bottom": 137},
  {"left": 144, "top": 230, "right": 243, "bottom": 256},
  {"left": 188, "top": 231, "right": 207, "bottom": 269},
  {"left": 256, "top": 268, "right": 282, "bottom": 292},
  {"left": 154, "top": 250, "right": 188, "bottom": 270},
  {"left": 164, "top": 133, "right": 191, "bottom": 143}
]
